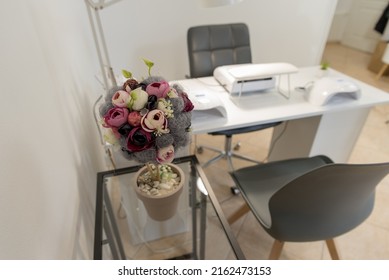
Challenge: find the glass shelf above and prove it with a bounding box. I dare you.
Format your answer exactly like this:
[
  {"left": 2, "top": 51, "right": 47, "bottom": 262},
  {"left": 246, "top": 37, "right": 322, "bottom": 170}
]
[{"left": 94, "top": 155, "right": 245, "bottom": 260}]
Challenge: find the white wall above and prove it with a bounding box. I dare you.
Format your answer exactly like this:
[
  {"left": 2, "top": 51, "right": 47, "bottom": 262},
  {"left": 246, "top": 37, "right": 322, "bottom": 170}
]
[
  {"left": 0, "top": 0, "right": 105, "bottom": 259},
  {"left": 0, "top": 0, "right": 336, "bottom": 259},
  {"left": 102, "top": 0, "right": 338, "bottom": 80},
  {"left": 328, "top": 0, "right": 388, "bottom": 53},
  {"left": 327, "top": 0, "right": 353, "bottom": 42}
]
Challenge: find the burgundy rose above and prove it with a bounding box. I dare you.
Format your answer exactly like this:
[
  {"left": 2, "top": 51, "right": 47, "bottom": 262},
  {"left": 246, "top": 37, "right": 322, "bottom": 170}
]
[
  {"left": 179, "top": 92, "right": 194, "bottom": 112},
  {"left": 118, "top": 123, "right": 132, "bottom": 137},
  {"left": 103, "top": 107, "right": 129, "bottom": 128},
  {"left": 146, "top": 95, "right": 158, "bottom": 110},
  {"left": 126, "top": 127, "right": 154, "bottom": 152},
  {"left": 146, "top": 81, "right": 170, "bottom": 99},
  {"left": 123, "top": 78, "right": 139, "bottom": 92}
]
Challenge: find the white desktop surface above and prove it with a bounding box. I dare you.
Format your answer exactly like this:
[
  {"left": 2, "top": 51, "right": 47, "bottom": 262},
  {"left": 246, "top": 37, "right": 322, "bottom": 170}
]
[{"left": 174, "top": 66, "right": 389, "bottom": 162}]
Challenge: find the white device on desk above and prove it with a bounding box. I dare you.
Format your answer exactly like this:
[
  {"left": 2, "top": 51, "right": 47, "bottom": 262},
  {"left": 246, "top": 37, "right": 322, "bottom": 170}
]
[
  {"left": 186, "top": 88, "right": 227, "bottom": 123},
  {"left": 213, "top": 62, "right": 299, "bottom": 98},
  {"left": 307, "top": 77, "right": 361, "bottom": 106}
]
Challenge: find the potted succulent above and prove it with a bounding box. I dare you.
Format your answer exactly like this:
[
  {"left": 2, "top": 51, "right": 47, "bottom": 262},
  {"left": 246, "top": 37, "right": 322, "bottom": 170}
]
[
  {"left": 134, "top": 163, "right": 185, "bottom": 221},
  {"left": 99, "top": 59, "right": 194, "bottom": 221}
]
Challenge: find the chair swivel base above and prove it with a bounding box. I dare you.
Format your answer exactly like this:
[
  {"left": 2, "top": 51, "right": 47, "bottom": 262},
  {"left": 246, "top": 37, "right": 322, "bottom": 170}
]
[
  {"left": 201, "top": 146, "right": 261, "bottom": 170},
  {"left": 198, "top": 145, "right": 260, "bottom": 195},
  {"left": 197, "top": 134, "right": 262, "bottom": 195},
  {"left": 198, "top": 133, "right": 261, "bottom": 171}
]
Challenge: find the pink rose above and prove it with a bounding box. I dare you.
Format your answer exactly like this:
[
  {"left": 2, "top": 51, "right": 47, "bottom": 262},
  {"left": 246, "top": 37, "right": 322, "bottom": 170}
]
[
  {"left": 156, "top": 145, "right": 175, "bottom": 164},
  {"left": 126, "top": 127, "right": 154, "bottom": 152},
  {"left": 103, "top": 107, "right": 129, "bottom": 128},
  {"left": 112, "top": 90, "right": 129, "bottom": 107},
  {"left": 146, "top": 81, "right": 170, "bottom": 99},
  {"left": 127, "top": 111, "right": 142, "bottom": 127},
  {"left": 141, "top": 109, "right": 169, "bottom": 135}
]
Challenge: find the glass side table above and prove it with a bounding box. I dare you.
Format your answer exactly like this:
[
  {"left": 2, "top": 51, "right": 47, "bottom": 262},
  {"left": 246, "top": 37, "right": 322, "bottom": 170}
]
[{"left": 94, "top": 155, "right": 245, "bottom": 260}]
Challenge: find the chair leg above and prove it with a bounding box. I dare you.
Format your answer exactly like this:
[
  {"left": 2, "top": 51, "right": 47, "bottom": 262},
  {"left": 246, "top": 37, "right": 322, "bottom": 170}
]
[
  {"left": 268, "top": 240, "right": 339, "bottom": 260},
  {"left": 269, "top": 240, "right": 284, "bottom": 260},
  {"left": 325, "top": 239, "right": 340, "bottom": 260},
  {"left": 227, "top": 203, "right": 250, "bottom": 224},
  {"left": 376, "top": 64, "right": 389, "bottom": 80}
]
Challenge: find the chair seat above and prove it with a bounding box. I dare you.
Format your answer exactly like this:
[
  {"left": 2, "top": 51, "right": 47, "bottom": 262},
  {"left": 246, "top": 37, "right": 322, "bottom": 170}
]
[
  {"left": 210, "top": 121, "right": 282, "bottom": 136},
  {"left": 229, "top": 155, "right": 389, "bottom": 258},
  {"left": 230, "top": 155, "right": 333, "bottom": 228}
]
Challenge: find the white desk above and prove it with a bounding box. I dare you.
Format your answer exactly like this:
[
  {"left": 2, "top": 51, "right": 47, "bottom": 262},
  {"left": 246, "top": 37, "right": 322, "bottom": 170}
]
[{"left": 175, "top": 66, "right": 389, "bottom": 163}]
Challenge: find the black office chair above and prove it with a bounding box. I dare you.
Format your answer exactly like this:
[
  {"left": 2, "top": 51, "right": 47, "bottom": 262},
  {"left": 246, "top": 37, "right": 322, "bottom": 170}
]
[
  {"left": 187, "top": 23, "right": 282, "bottom": 171},
  {"left": 228, "top": 155, "right": 389, "bottom": 259}
]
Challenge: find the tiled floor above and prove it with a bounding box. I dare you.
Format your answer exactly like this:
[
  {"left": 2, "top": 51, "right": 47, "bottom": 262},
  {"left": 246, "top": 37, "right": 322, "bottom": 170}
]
[{"left": 192, "top": 42, "right": 389, "bottom": 259}]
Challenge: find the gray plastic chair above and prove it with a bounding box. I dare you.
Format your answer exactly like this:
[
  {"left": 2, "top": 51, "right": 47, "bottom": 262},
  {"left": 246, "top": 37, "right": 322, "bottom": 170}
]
[
  {"left": 187, "top": 23, "right": 281, "bottom": 171},
  {"left": 228, "top": 155, "right": 389, "bottom": 259}
]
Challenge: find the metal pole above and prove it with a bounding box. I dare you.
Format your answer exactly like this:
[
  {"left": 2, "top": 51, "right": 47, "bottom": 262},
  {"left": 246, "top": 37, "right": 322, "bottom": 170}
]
[
  {"left": 95, "top": 5, "right": 117, "bottom": 88},
  {"left": 85, "top": 0, "right": 119, "bottom": 90}
]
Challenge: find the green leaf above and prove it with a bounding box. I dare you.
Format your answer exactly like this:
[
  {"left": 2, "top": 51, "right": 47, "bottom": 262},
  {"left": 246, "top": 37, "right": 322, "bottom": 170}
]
[
  {"left": 320, "top": 61, "right": 329, "bottom": 70},
  {"left": 122, "top": 69, "right": 132, "bottom": 79},
  {"left": 143, "top": 58, "right": 154, "bottom": 68},
  {"left": 142, "top": 58, "right": 154, "bottom": 76}
]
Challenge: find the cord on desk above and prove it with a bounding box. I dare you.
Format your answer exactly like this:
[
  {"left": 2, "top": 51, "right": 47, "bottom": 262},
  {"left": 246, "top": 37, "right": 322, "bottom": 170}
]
[{"left": 260, "top": 121, "right": 289, "bottom": 163}]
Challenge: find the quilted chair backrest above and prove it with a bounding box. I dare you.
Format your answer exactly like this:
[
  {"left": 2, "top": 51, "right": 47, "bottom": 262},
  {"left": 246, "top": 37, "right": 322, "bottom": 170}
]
[{"left": 187, "top": 23, "right": 252, "bottom": 78}]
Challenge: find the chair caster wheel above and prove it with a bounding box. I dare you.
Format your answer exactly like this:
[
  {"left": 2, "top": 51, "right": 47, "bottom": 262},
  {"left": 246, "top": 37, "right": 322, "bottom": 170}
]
[
  {"left": 231, "top": 186, "right": 240, "bottom": 195},
  {"left": 196, "top": 147, "right": 204, "bottom": 154}
]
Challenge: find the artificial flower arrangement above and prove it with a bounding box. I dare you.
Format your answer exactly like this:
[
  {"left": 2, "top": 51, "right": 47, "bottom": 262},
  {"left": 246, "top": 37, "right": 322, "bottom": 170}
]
[{"left": 99, "top": 59, "right": 194, "bottom": 197}]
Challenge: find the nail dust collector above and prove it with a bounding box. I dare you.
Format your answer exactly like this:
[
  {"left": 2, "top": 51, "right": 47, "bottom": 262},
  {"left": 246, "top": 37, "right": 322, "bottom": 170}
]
[{"left": 213, "top": 62, "right": 298, "bottom": 99}]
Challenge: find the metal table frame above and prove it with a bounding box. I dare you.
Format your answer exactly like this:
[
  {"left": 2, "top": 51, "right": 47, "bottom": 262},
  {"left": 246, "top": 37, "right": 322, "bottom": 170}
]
[{"left": 94, "top": 155, "right": 245, "bottom": 260}]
